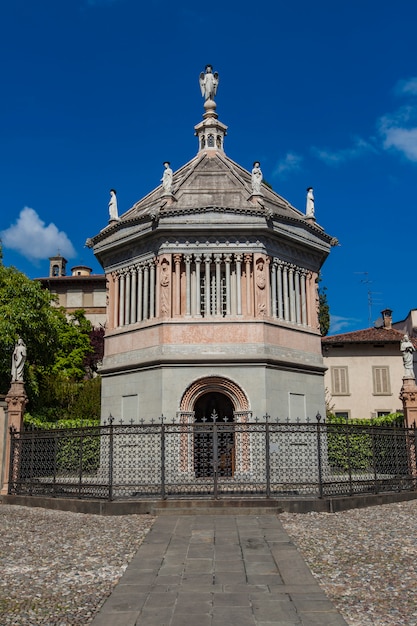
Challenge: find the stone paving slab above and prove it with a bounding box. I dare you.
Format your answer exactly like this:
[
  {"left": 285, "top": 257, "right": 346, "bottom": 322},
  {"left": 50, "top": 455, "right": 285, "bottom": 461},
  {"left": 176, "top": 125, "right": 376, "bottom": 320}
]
[{"left": 90, "top": 514, "right": 348, "bottom": 626}]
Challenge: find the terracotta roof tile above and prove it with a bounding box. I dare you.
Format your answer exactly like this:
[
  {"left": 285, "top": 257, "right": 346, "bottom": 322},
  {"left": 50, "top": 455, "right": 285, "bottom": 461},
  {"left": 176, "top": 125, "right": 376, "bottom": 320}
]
[{"left": 321, "top": 327, "right": 405, "bottom": 345}]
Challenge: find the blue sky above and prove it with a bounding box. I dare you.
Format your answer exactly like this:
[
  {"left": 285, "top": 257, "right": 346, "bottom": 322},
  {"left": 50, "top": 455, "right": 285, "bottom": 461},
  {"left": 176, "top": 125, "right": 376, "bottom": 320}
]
[{"left": 1, "top": 0, "right": 417, "bottom": 334}]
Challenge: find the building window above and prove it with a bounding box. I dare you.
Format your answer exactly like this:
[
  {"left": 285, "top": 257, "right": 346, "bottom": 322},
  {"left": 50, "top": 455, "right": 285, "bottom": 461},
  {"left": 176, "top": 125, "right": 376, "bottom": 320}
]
[
  {"left": 372, "top": 366, "right": 391, "bottom": 395},
  {"left": 335, "top": 411, "right": 350, "bottom": 420},
  {"left": 376, "top": 410, "right": 391, "bottom": 417},
  {"left": 331, "top": 367, "right": 349, "bottom": 395}
]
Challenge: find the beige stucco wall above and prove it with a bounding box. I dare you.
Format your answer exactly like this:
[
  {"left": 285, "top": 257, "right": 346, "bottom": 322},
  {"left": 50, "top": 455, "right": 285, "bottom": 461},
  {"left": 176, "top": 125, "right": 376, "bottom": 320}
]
[{"left": 323, "top": 346, "right": 404, "bottom": 419}]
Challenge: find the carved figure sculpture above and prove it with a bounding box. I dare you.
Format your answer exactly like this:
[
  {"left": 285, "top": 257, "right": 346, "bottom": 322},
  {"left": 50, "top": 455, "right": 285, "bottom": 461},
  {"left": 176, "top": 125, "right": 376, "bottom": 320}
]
[
  {"left": 161, "top": 162, "right": 173, "bottom": 193},
  {"left": 11, "top": 338, "right": 27, "bottom": 382},
  {"left": 252, "top": 162, "right": 263, "bottom": 194},
  {"left": 256, "top": 258, "right": 266, "bottom": 317},
  {"left": 109, "top": 189, "right": 118, "bottom": 221},
  {"left": 199, "top": 65, "right": 219, "bottom": 101},
  {"left": 160, "top": 259, "right": 170, "bottom": 317},
  {"left": 401, "top": 334, "right": 415, "bottom": 377},
  {"left": 306, "top": 187, "right": 315, "bottom": 217}
]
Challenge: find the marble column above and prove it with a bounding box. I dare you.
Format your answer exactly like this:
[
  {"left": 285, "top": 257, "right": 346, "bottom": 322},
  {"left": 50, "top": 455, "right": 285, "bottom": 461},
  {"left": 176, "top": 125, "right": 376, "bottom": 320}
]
[
  {"left": 194, "top": 255, "right": 202, "bottom": 317},
  {"left": 174, "top": 254, "right": 182, "bottom": 316},
  {"left": 271, "top": 261, "right": 277, "bottom": 318},
  {"left": 119, "top": 272, "right": 125, "bottom": 326},
  {"left": 204, "top": 253, "right": 212, "bottom": 317},
  {"left": 149, "top": 259, "right": 156, "bottom": 319},
  {"left": 235, "top": 254, "right": 242, "bottom": 315},
  {"left": 244, "top": 254, "right": 252, "bottom": 316},
  {"left": 185, "top": 255, "right": 192, "bottom": 316},
  {"left": 214, "top": 254, "right": 222, "bottom": 316},
  {"left": 225, "top": 254, "right": 232, "bottom": 316},
  {"left": 137, "top": 264, "right": 143, "bottom": 323}
]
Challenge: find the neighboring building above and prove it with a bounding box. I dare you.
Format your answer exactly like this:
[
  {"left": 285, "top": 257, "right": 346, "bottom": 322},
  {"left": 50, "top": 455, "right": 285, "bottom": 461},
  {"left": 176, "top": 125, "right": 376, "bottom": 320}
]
[
  {"left": 392, "top": 308, "right": 417, "bottom": 337},
  {"left": 322, "top": 309, "right": 411, "bottom": 420},
  {"left": 37, "top": 255, "right": 107, "bottom": 328},
  {"left": 87, "top": 69, "right": 335, "bottom": 433}
]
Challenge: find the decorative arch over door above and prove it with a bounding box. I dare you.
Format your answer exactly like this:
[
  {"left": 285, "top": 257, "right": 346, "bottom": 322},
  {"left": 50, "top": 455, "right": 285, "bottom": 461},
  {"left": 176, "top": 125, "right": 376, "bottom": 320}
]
[
  {"left": 179, "top": 376, "right": 249, "bottom": 415},
  {"left": 177, "top": 376, "right": 251, "bottom": 477}
]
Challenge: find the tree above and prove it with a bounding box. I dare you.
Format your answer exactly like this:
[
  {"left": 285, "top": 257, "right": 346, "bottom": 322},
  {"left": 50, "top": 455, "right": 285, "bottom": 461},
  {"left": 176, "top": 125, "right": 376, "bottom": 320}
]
[
  {"left": 0, "top": 247, "right": 93, "bottom": 401},
  {"left": 318, "top": 281, "right": 330, "bottom": 336},
  {"left": 0, "top": 259, "right": 62, "bottom": 394}
]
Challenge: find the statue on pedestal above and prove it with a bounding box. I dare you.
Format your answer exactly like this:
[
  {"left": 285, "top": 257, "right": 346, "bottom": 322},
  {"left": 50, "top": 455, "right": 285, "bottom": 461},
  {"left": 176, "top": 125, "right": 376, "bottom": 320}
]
[
  {"left": 11, "top": 338, "right": 27, "bottom": 383},
  {"left": 161, "top": 162, "right": 173, "bottom": 194},
  {"left": 199, "top": 65, "right": 219, "bottom": 101},
  {"left": 251, "top": 161, "right": 263, "bottom": 195},
  {"left": 306, "top": 187, "right": 315, "bottom": 218},
  {"left": 401, "top": 334, "right": 415, "bottom": 377},
  {"left": 109, "top": 189, "right": 119, "bottom": 221}
]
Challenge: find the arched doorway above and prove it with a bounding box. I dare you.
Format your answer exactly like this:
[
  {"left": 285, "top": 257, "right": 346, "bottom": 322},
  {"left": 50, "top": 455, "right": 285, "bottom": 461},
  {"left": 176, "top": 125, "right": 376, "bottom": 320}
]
[{"left": 194, "top": 391, "right": 235, "bottom": 478}]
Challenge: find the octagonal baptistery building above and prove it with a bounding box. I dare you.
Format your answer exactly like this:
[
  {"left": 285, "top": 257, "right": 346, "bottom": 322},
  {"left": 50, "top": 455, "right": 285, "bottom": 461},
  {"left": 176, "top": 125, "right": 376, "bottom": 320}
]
[{"left": 89, "top": 82, "right": 335, "bottom": 428}]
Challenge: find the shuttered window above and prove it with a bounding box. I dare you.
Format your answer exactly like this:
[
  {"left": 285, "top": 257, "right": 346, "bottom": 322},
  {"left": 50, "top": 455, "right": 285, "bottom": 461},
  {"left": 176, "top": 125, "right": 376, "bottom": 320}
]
[
  {"left": 331, "top": 367, "right": 349, "bottom": 395},
  {"left": 373, "top": 367, "right": 391, "bottom": 395}
]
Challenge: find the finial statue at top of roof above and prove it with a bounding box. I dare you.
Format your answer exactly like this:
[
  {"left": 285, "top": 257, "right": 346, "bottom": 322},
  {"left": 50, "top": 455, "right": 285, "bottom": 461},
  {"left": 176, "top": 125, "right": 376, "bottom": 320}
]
[
  {"left": 199, "top": 65, "right": 219, "bottom": 101},
  {"left": 306, "top": 187, "right": 315, "bottom": 218}
]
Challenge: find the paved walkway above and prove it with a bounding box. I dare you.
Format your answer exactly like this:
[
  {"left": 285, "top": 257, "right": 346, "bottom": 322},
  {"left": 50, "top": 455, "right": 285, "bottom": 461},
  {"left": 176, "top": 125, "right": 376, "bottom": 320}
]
[{"left": 90, "top": 514, "right": 348, "bottom": 626}]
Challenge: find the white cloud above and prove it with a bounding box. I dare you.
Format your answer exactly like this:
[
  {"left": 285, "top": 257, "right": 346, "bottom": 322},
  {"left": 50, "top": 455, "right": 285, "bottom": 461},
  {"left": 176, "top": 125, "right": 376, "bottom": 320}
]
[
  {"left": 378, "top": 105, "right": 417, "bottom": 162},
  {"left": 312, "top": 137, "right": 377, "bottom": 166},
  {"left": 0, "top": 207, "right": 76, "bottom": 262},
  {"left": 329, "top": 315, "right": 360, "bottom": 334},
  {"left": 273, "top": 152, "right": 303, "bottom": 179},
  {"left": 395, "top": 77, "right": 417, "bottom": 96}
]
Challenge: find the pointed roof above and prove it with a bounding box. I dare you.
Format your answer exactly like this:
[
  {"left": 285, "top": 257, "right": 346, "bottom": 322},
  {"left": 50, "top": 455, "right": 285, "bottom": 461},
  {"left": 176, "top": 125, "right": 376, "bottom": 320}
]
[
  {"left": 122, "top": 151, "right": 304, "bottom": 220},
  {"left": 88, "top": 71, "right": 336, "bottom": 253}
]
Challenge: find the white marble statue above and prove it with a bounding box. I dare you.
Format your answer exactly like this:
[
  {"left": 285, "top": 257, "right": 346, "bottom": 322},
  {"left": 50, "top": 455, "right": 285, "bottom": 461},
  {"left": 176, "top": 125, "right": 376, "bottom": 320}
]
[
  {"left": 401, "top": 334, "right": 415, "bottom": 377},
  {"left": 161, "top": 162, "right": 173, "bottom": 193},
  {"left": 11, "top": 337, "right": 27, "bottom": 382},
  {"left": 251, "top": 161, "right": 263, "bottom": 194},
  {"left": 306, "top": 187, "right": 315, "bottom": 218},
  {"left": 199, "top": 65, "right": 219, "bottom": 101},
  {"left": 109, "top": 189, "right": 118, "bottom": 221}
]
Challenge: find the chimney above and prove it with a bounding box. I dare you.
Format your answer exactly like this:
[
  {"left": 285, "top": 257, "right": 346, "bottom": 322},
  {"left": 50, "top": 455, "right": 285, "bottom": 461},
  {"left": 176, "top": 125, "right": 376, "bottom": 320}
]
[{"left": 381, "top": 308, "right": 393, "bottom": 329}]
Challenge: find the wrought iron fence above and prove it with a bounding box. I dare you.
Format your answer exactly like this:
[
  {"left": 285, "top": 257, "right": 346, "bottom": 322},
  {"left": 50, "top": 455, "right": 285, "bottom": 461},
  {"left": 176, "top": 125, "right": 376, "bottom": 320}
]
[{"left": 8, "top": 416, "right": 417, "bottom": 501}]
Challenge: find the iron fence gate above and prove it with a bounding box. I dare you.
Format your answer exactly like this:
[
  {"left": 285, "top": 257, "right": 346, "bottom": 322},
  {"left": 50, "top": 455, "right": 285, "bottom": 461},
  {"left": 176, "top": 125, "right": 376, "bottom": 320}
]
[{"left": 8, "top": 417, "right": 417, "bottom": 500}]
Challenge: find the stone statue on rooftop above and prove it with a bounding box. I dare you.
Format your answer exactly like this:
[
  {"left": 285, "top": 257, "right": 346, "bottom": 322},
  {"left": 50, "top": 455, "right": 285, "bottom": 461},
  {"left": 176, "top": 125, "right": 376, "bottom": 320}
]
[
  {"left": 401, "top": 334, "right": 415, "bottom": 377},
  {"left": 251, "top": 161, "right": 263, "bottom": 195},
  {"left": 109, "top": 189, "right": 118, "bottom": 221},
  {"left": 161, "top": 162, "right": 173, "bottom": 194},
  {"left": 199, "top": 65, "right": 219, "bottom": 101},
  {"left": 306, "top": 187, "right": 315, "bottom": 218},
  {"left": 11, "top": 337, "right": 27, "bottom": 382}
]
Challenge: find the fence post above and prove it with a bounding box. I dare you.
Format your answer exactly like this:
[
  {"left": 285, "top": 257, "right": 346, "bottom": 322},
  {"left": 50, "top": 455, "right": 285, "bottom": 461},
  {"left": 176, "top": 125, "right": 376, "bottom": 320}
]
[
  {"left": 370, "top": 426, "right": 379, "bottom": 494},
  {"left": 265, "top": 420, "right": 271, "bottom": 498},
  {"left": 345, "top": 422, "right": 353, "bottom": 496},
  {"left": 213, "top": 420, "right": 218, "bottom": 500},
  {"left": 78, "top": 428, "right": 84, "bottom": 498},
  {"left": 29, "top": 427, "right": 35, "bottom": 496},
  {"left": 108, "top": 415, "right": 114, "bottom": 501},
  {"left": 161, "top": 421, "right": 166, "bottom": 500},
  {"left": 394, "top": 424, "right": 401, "bottom": 491},
  {"left": 316, "top": 413, "right": 323, "bottom": 498},
  {"left": 7, "top": 426, "right": 18, "bottom": 495}
]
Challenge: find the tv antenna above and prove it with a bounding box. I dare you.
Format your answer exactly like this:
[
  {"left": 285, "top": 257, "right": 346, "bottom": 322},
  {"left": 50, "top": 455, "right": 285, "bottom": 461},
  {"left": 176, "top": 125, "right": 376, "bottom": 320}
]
[{"left": 355, "top": 272, "right": 382, "bottom": 327}]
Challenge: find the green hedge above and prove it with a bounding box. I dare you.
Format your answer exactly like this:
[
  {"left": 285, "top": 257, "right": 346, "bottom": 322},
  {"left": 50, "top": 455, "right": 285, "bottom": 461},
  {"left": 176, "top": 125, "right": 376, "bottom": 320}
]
[{"left": 326, "top": 412, "right": 405, "bottom": 472}]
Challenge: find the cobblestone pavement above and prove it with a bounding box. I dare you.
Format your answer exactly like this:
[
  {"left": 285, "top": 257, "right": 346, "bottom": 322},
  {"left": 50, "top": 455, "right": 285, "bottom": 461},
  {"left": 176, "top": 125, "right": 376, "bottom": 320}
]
[
  {"left": 0, "top": 505, "right": 155, "bottom": 625},
  {"left": 1, "top": 500, "right": 417, "bottom": 625},
  {"left": 280, "top": 499, "right": 417, "bottom": 626}
]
